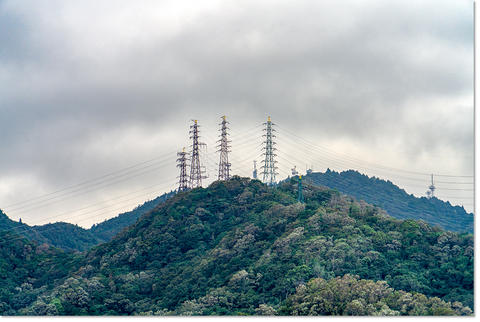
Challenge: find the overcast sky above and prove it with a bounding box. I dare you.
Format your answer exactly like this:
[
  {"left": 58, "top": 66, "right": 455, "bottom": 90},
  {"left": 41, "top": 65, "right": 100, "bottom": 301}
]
[{"left": 0, "top": 0, "right": 474, "bottom": 228}]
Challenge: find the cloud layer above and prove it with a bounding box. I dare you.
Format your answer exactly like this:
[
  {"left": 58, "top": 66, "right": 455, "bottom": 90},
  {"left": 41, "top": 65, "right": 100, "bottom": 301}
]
[{"left": 0, "top": 0, "right": 474, "bottom": 226}]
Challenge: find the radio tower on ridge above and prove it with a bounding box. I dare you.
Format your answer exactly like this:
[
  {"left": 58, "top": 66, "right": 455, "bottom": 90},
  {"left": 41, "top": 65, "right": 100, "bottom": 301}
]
[
  {"left": 176, "top": 147, "right": 189, "bottom": 191},
  {"left": 426, "top": 174, "right": 436, "bottom": 199},
  {"left": 189, "top": 120, "right": 206, "bottom": 188},
  {"left": 261, "top": 116, "right": 278, "bottom": 185},
  {"left": 217, "top": 116, "right": 231, "bottom": 181}
]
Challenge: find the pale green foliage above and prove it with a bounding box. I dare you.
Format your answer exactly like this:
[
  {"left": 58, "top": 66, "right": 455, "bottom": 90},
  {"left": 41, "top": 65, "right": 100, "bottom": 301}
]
[{"left": 283, "top": 275, "right": 472, "bottom": 316}]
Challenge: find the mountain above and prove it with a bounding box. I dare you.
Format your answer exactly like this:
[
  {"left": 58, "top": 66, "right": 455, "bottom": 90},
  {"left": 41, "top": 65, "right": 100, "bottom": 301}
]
[
  {"left": 1, "top": 177, "right": 471, "bottom": 316},
  {"left": 0, "top": 210, "right": 50, "bottom": 244},
  {"left": 0, "top": 231, "right": 82, "bottom": 315},
  {"left": 303, "top": 170, "right": 473, "bottom": 233},
  {"left": 0, "top": 192, "right": 174, "bottom": 252},
  {"left": 89, "top": 192, "right": 174, "bottom": 241}
]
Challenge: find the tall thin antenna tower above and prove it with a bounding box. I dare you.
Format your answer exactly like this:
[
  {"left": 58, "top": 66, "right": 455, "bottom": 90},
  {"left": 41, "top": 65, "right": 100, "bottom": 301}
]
[
  {"left": 189, "top": 120, "right": 206, "bottom": 188},
  {"left": 261, "top": 116, "right": 278, "bottom": 185},
  {"left": 426, "top": 174, "right": 435, "bottom": 199},
  {"left": 217, "top": 116, "right": 231, "bottom": 181},
  {"left": 176, "top": 147, "right": 189, "bottom": 191},
  {"left": 253, "top": 160, "right": 258, "bottom": 179}
]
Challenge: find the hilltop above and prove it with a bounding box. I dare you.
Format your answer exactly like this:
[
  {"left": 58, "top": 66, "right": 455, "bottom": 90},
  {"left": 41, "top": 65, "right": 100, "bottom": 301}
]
[
  {"left": 0, "top": 192, "right": 173, "bottom": 252},
  {"left": 0, "top": 177, "right": 471, "bottom": 316},
  {"left": 303, "top": 170, "right": 473, "bottom": 233}
]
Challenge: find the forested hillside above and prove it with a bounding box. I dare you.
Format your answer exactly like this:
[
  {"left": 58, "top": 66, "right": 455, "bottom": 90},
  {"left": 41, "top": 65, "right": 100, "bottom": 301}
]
[
  {"left": 304, "top": 170, "right": 473, "bottom": 233},
  {"left": 0, "top": 192, "right": 173, "bottom": 252},
  {"left": 0, "top": 231, "right": 82, "bottom": 315},
  {"left": 90, "top": 192, "right": 174, "bottom": 241},
  {"left": 1, "top": 177, "right": 470, "bottom": 316}
]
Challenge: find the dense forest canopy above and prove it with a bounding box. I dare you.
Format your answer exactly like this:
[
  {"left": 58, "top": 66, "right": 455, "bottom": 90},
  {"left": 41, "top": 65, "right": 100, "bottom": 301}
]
[
  {"left": 0, "top": 177, "right": 472, "bottom": 315},
  {"left": 0, "top": 192, "right": 173, "bottom": 252},
  {"left": 304, "top": 170, "right": 473, "bottom": 233}
]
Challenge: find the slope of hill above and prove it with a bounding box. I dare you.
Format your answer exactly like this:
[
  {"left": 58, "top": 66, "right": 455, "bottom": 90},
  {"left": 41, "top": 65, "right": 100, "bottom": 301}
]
[
  {"left": 0, "top": 210, "right": 49, "bottom": 244},
  {"left": 3, "top": 177, "right": 471, "bottom": 316},
  {"left": 303, "top": 170, "right": 473, "bottom": 233},
  {"left": 0, "top": 231, "right": 82, "bottom": 315},
  {"left": 90, "top": 192, "right": 174, "bottom": 241},
  {"left": 0, "top": 192, "right": 174, "bottom": 252}
]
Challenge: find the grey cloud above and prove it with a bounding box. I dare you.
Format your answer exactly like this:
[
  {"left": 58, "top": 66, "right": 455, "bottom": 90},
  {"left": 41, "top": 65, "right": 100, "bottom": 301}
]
[{"left": 0, "top": 0, "right": 473, "bottom": 225}]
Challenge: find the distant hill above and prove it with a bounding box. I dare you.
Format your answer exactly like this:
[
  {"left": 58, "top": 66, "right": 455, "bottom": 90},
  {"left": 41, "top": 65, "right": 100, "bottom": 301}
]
[
  {"left": 303, "top": 170, "right": 473, "bottom": 233},
  {"left": 0, "top": 210, "right": 49, "bottom": 244},
  {"left": 0, "top": 230, "right": 82, "bottom": 315},
  {"left": 2, "top": 177, "right": 470, "bottom": 316},
  {"left": 0, "top": 191, "right": 174, "bottom": 252},
  {"left": 89, "top": 191, "right": 175, "bottom": 241}
]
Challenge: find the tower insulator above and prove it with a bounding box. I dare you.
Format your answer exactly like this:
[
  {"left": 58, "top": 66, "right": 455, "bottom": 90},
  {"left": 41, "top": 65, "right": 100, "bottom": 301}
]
[
  {"left": 176, "top": 147, "right": 189, "bottom": 192},
  {"left": 217, "top": 116, "right": 231, "bottom": 181},
  {"left": 261, "top": 116, "right": 278, "bottom": 185},
  {"left": 189, "top": 120, "right": 206, "bottom": 189}
]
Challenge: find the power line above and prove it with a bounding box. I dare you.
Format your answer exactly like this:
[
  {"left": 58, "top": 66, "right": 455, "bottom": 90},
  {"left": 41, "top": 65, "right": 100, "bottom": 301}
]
[
  {"left": 6, "top": 156, "right": 176, "bottom": 215},
  {"left": 276, "top": 124, "right": 473, "bottom": 178},
  {"left": 3, "top": 183, "right": 179, "bottom": 245},
  {"left": 3, "top": 149, "right": 177, "bottom": 209},
  {"left": 276, "top": 128, "right": 474, "bottom": 192},
  {"left": 6, "top": 179, "right": 177, "bottom": 237}
]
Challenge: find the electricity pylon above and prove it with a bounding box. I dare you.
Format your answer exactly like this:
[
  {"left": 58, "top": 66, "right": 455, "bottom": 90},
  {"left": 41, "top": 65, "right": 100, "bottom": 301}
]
[
  {"left": 176, "top": 147, "right": 189, "bottom": 192},
  {"left": 217, "top": 116, "right": 231, "bottom": 181},
  {"left": 261, "top": 116, "right": 278, "bottom": 185},
  {"left": 189, "top": 120, "right": 206, "bottom": 188}
]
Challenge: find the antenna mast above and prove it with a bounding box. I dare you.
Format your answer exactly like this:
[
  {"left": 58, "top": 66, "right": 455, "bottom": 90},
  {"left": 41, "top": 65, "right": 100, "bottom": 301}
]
[
  {"left": 426, "top": 174, "right": 436, "bottom": 198},
  {"left": 261, "top": 116, "right": 278, "bottom": 185},
  {"left": 217, "top": 116, "right": 231, "bottom": 181}
]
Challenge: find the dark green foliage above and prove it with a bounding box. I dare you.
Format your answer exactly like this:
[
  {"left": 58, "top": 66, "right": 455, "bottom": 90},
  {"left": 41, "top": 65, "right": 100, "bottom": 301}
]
[
  {"left": 90, "top": 192, "right": 174, "bottom": 241},
  {"left": 0, "top": 178, "right": 473, "bottom": 315},
  {"left": 0, "top": 192, "right": 173, "bottom": 252},
  {"left": 0, "top": 210, "right": 49, "bottom": 245},
  {"left": 0, "top": 209, "right": 103, "bottom": 252},
  {"left": 0, "top": 231, "right": 81, "bottom": 315},
  {"left": 32, "top": 223, "right": 101, "bottom": 252},
  {"left": 304, "top": 169, "right": 473, "bottom": 233}
]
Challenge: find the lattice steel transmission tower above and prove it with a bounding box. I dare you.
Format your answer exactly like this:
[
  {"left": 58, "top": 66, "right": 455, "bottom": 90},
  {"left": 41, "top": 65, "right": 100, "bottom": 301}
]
[
  {"left": 261, "top": 116, "right": 278, "bottom": 185},
  {"left": 189, "top": 120, "right": 206, "bottom": 188},
  {"left": 253, "top": 160, "right": 258, "bottom": 179},
  {"left": 217, "top": 116, "right": 231, "bottom": 181},
  {"left": 176, "top": 147, "right": 189, "bottom": 191}
]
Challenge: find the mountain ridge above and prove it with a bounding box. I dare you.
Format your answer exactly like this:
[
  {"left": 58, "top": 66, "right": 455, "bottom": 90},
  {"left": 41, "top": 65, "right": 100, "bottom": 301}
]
[
  {"left": 303, "top": 169, "right": 473, "bottom": 233},
  {"left": 0, "top": 191, "right": 174, "bottom": 251},
  {"left": 0, "top": 177, "right": 469, "bottom": 315}
]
